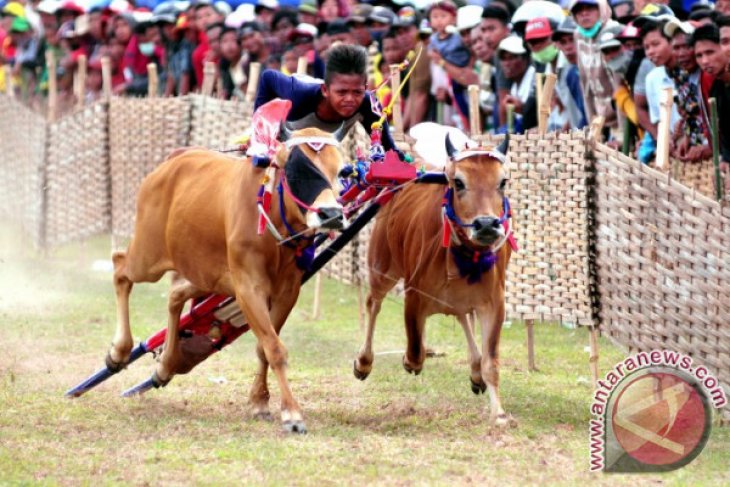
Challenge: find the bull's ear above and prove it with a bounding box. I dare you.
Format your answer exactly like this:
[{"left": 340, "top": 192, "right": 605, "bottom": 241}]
[
  {"left": 332, "top": 122, "right": 346, "bottom": 142},
  {"left": 496, "top": 133, "right": 509, "bottom": 160},
  {"left": 445, "top": 133, "right": 459, "bottom": 160},
  {"left": 280, "top": 122, "right": 293, "bottom": 142}
]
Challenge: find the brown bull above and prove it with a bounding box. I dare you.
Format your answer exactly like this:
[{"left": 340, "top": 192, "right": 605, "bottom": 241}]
[
  {"left": 107, "top": 127, "right": 346, "bottom": 433},
  {"left": 354, "top": 134, "right": 516, "bottom": 426}
]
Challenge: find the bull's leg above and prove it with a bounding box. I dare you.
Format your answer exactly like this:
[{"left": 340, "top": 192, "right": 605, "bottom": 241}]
[
  {"left": 249, "top": 287, "right": 299, "bottom": 422},
  {"left": 234, "top": 281, "right": 305, "bottom": 434},
  {"left": 402, "top": 292, "right": 426, "bottom": 375},
  {"left": 478, "top": 303, "right": 516, "bottom": 427},
  {"left": 154, "top": 280, "right": 207, "bottom": 385},
  {"left": 108, "top": 251, "right": 134, "bottom": 369},
  {"left": 456, "top": 314, "right": 485, "bottom": 394},
  {"left": 353, "top": 292, "right": 384, "bottom": 380}
]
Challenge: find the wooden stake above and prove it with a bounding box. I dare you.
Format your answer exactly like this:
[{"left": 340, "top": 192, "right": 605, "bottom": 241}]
[
  {"left": 654, "top": 87, "right": 673, "bottom": 168},
  {"left": 367, "top": 42, "right": 379, "bottom": 90},
  {"left": 535, "top": 73, "right": 544, "bottom": 133},
  {"left": 709, "top": 98, "right": 726, "bottom": 201},
  {"left": 147, "top": 63, "right": 158, "bottom": 97},
  {"left": 46, "top": 50, "right": 58, "bottom": 122},
  {"left": 312, "top": 273, "right": 322, "bottom": 320},
  {"left": 589, "top": 326, "right": 600, "bottom": 386},
  {"left": 296, "top": 56, "right": 308, "bottom": 75},
  {"left": 538, "top": 73, "right": 556, "bottom": 136},
  {"left": 3, "top": 65, "right": 12, "bottom": 97},
  {"left": 589, "top": 116, "right": 605, "bottom": 143},
  {"left": 468, "top": 84, "right": 481, "bottom": 137},
  {"left": 389, "top": 64, "right": 403, "bottom": 137},
  {"left": 101, "top": 56, "right": 112, "bottom": 100},
  {"left": 201, "top": 61, "right": 216, "bottom": 97},
  {"left": 506, "top": 103, "right": 515, "bottom": 134},
  {"left": 75, "top": 54, "right": 87, "bottom": 108},
  {"left": 245, "top": 62, "right": 261, "bottom": 104},
  {"left": 526, "top": 319, "right": 536, "bottom": 371}
]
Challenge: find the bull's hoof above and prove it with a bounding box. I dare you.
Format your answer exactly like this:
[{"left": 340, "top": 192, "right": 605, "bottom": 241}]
[
  {"left": 282, "top": 420, "right": 307, "bottom": 434},
  {"left": 104, "top": 350, "right": 128, "bottom": 373},
  {"left": 491, "top": 413, "right": 518, "bottom": 429},
  {"left": 253, "top": 411, "right": 273, "bottom": 422},
  {"left": 402, "top": 356, "right": 422, "bottom": 376},
  {"left": 470, "top": 378, "right": 487, "bottom": 395},
  {"left": 353, "top": 360, "right": 370, "bottom": 381}
]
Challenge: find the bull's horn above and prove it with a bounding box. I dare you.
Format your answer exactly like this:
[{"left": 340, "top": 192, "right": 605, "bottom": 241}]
[
  {"left": 496, "top": 133, "right": 510, "bottom": 158},
  {"left": 280, "top": 122, "right": 293, "bottom": 142},
  {"left": 445, "top": 133, "right": 459, "bottom": 160},
  {"left": 332, "top": 122, "right": 347, "bottom": 142}
]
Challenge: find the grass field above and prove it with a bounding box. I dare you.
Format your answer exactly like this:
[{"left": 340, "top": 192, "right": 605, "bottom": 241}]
[{"left": 0, "top": 227, "right": 728, "bottom": 486}]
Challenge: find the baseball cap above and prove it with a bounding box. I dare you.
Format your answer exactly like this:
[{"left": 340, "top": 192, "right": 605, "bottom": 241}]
[
  {"left": 664, "top": 18, "right": 700, "bottom": 37},
  {"left": 255, "top": 0, "right": 278, "bottom": 13},
  {"left": 1, "top": 1, "right": 24, "bottom": 18},
  {"left": 569, "top": 0, "right": 599, "bottom": 13},
  {"left": 552, "top": 16, "right": 577, "bottom": 39},
  {"left": 58, "top": 0, "right": 85, "bottom": 15},
  {"left": 298, "top": 0, "right": 317, "bottom": 16},
  {"left": 525, "top": 17, "right": 553, "bottom": 41},
  {"left": 396, "top": 6, "right": 418, "bottom": 27},
  {"left": 369, "top": 6, "right": 396, "bottom": 25},
  {"left": 599, "top": 30, "right": 622, "bottom": 50},
  {"left": 10, "top": 15, "right": 31, "bottom": 32},
  {"left": 418, "top": 18, "right": 432, "bottom": 35},
  {"left": 633, "top": 4, "right": 675, "bottom": 28},
  {"left": 37, "top": 0, "right": 60, "bottom": 15},
  {"left": 497, "top": 35, "right": 527, "bottom": 55},
  {"left": 288, "top": 22, "right": 317, "bottom": 41},
  {"left": 347, "top": 4, "right": 373, "bottom": 25},
  {"left": 616, "top": 23, "right": 639, "bottom": 40},
  {"left": 457, "top": 5, "right": 483, "bottom": 32}
]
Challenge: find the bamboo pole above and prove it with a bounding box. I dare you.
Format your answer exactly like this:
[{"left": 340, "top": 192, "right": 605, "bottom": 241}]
[
  {"left": 526, "top": 319, "right": 536, "bottom": 371},
  {"left": 589, "top": 326, "right": 600, "bottom": 386},
  {"left": 654, "top": 87, "right": 673, "bottom": 168},
  {"left": 468, "top": 84, "right": 481, "bottom": 137},
  {"left": 506, "top": 103, "right": 515, "bottom": 134},
  {"left": 312, "top": 273, "right": 322, "bottom": 320},
  {"left": 589, "top": 116, "right": 605, "bottom": 143},
  {"left": 535, "top": 73, "right": 544, "bottom": 133},
  {"left": 75, "top": 54, "right": 87, "bottom": 108},
  {"left": 46, "top": 50, "right": 57, "bottom": 122},
  {"left": 3, "top": 65, "right": 12, "bottom": 97},
  {"left": 101, "top": 56, "right": 112, "bottom": 100},
  {"left": 245, "top": 62, "right": 261, "bottom": 104},
  {"left": 296, "top": 56, "right": 307, "bottom": 75},
  {"left": 389, "top": 64, "right": 403, "bottom": 137},
  {"left": 709, "top": 98, "right": 725, "bottom": 201},
  {"left": 147, "top": 63, "right": 158, "bottom": 97},
  {"left": 367, "top": 42, "right": 379, "bottom": 90},
  {"left": 201, "top": 61, "right": 216, "bottom": 97},
  {"left": 538, "top": 73, "right": 556, "bottom": 135}
]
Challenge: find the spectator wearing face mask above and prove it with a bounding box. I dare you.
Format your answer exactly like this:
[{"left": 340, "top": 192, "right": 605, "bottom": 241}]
[
  {"left": 570, "top": 0, "right": 618, "bottom": 131},
  {"left": 552, "top": 17, "right": 588, "bottom": 130},
  {"left": 121, "top": 20, "right": 165, "bottom": 96}
]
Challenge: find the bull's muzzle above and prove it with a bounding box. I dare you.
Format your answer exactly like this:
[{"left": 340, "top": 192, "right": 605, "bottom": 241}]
[
  {"left": 315, "top": 206, "right": 346, "bottom": 230},
  {"left": 471, "top": 216, "right": 503, "bottom": 245}
]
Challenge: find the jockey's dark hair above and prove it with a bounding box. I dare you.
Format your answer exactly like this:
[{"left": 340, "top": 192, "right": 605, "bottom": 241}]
[
  {"left": 689, "top": 23, "right": 720, "bottom": 47},
  {"left": 324, "top": 44, "right": 367, "bottom": 85}
]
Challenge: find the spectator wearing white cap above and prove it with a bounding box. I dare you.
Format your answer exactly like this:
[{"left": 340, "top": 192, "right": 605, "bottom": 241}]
[
  {"left": 497, "top": 35, "right": 538, "bottom": 133},
  {"left": 570, "top": 0, "right": 617, "bottom": 132},
  {"left": 553, "top": 17, "right": 588, "bottom": 130},
  {"left": 255, "top": 0, "right": 278, "bottom": 30}
]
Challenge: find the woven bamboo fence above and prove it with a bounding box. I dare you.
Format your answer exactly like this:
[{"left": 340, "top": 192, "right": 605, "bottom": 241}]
[
  {"left": 0, "top": 96, "right": 47, "bottom": 247},
  {"left": 109, "top": 97, "right": 190, "bottom": 240},
  {"left": 651, "top": 158, "right": 720, "bottom": 200},
  {"left": 44, "top": 102, "right": 110, "bottom": 247},
  {"left": 188, "top": 95, "right": 252, "bottom": 149},
  {"left": 592, "top": 144, "right": 730, "bottom": 416}
]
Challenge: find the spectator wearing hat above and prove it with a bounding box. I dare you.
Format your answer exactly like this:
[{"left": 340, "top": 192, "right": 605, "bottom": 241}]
[
  {"left": 255, "top": 0, "right": 279, "bottom": 30},
  {"left": 553, "top": 17, "right": 588, "bottom": 129},
  {"left": 570, "top": 0, "right": 618, "bottom": 131},
  {"left": 368, "top": 5, "right": 396, "bottom": 43},
  {"left": 497, "top": 35, "right": 538, "bottom": 133},
  {"left": 163, "top": 13, "right": 196, "bottom": 96},
  {"left": 298, "top": 1, "right": 318, "bottom": 26},
  {"left": 664, "top": 18, "right": 711, "bottom": 162},
  {"left": 57, "top": 1, "right": 84, "bottom": 26},
  {"left": 524, "top": 17, "right": 560, "bottom": 73},
  {"left": 34, "top": 0, "right": 62, "bottom": 97},
  {"left": 690, "top": 24, "right": 730, "bottom": 188},
  {"left": 612, "top": 0, "right": 637, "bottom": 25},
  {"left": 288, "top": 22, "right": 324, "bottom": 78},
  {"left": 428, "top": 0, "right": 473, "bottom": 128},
  {"left": 7, "top": 15, "right": 38, "bottom": 96},
  {"left": 347, "top": 4, "right": 372, "bottom": 47}
]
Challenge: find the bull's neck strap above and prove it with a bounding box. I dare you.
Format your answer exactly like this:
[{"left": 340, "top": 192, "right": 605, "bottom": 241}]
[{"left": 284, "top": 136, "right": 338, "bottom": 151}]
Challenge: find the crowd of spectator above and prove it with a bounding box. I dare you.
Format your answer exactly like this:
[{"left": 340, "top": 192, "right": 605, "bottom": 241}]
[{"left": 2, "top": 0, "right": 730, "bottom": 170}]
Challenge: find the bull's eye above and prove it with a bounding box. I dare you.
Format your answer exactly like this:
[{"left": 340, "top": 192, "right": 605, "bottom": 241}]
[
  {"left": 499, "top": 178, "right": 508, "bottom": 192},
  {"left": 454, "top": 178, "right": 466, "bottom": 192}
]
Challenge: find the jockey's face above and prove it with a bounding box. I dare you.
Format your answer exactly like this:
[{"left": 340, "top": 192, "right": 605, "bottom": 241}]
[{"left": 321, "top": 73, "right": 367, "bottom": 119}]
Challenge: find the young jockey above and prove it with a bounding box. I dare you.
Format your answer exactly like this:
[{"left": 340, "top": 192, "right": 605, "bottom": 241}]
[{"left": 253, "top": 43, "right": 402, "bottom": 157}]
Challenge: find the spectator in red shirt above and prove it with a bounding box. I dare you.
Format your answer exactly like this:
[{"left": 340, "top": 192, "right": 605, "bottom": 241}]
[{"left": 191, "top": 0, "right": 223, "bottom": 90}]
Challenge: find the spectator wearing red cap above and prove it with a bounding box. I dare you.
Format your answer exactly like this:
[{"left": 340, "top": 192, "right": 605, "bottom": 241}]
[
  {"left": 255, "top": 0, "right": 279, "bottom": 30},
  {"left": 524, "top": 17, "right": 560, "bottom": 73},
  {"left": 570, "top": 0, "right": 617, "bottom": 131}
]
